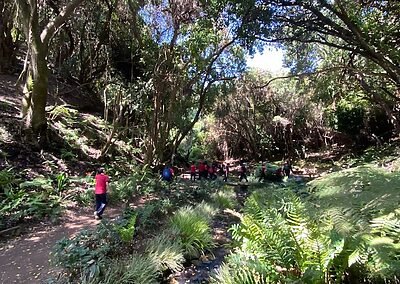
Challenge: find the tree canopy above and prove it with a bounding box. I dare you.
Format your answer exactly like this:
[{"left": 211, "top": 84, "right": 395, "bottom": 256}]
[{"left": 0, "top": 0, "right": 398, "bottom": 163}]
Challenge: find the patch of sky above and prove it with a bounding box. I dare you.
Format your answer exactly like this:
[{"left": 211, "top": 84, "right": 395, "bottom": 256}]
[{"left": 246, "top": 47, "right": 288, "bottom": 74}]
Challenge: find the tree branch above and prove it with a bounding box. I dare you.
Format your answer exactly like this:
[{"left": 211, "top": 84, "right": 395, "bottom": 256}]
[
  {"left": 256, "top": 65, "right": 390, "bottom": 89},
  {"left": 41, "top": 0, "right": 85, "bottom": 46}
]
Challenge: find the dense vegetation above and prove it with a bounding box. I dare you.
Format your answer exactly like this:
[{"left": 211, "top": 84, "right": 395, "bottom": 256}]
[
  {"left": 0, "top": 0, "right": 398, "bottom": 162},
  {"left": 0, "top": 0, "right": 399, "bottom": 283}
]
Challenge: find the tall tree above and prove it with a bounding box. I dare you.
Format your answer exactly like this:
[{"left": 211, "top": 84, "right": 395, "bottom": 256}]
[
  {"left": 250, "top": 0, "right": 400, "bottom": 133},
  {"left": 16, "top": 0, "right": 84, "bottom": 144},
  {"left": 137, "top": 0, "right": 253, "bottom": 164},
  {"left": 0, "top": 1, "right": 18, "bottom": 73}
]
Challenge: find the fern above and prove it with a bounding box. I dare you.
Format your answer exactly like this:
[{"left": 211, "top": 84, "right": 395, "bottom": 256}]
[{"left": 211, "top": 249, "right": 279, "bottom": 284}]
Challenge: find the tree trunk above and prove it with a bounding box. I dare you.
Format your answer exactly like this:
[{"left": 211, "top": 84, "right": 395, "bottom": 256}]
[
  {"left": 16, "top": 0, "right": 85, "bottom": 145},
  {"left": 0, "top": 2, "right": 16, "bottom": 73},
  {"left": 21, "top": 44, "right": 49, "bottom": 144}
]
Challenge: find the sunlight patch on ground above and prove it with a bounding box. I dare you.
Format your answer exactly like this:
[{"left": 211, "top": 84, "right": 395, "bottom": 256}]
[{"left": 308, "top": 164, "right": 400, "bottom": 224}]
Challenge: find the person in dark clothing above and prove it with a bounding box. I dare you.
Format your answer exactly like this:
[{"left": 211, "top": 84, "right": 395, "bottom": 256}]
[
  {"left": 190, "top": 162, "right": 196, "bottom": 181},
  {"left": 208, "top": 165, "right": 216, "bottom": 180},
  {"left": 223, "top": 163, "right": 230, "bottom": 182},
  {"left": 204, "top": 161, "right": 209, "bottom": 179},
  {"left": 283, "top": 160, "right": 293, "bottom": 178},
  {"left": 258, "top": 161, "right": 266, "bottom": 182},
  {"left": 239, "top": 163, "right": 248, "bottom": 182},
  {"left": 198, "top": 161, "right": 205, "bottom": 180}
]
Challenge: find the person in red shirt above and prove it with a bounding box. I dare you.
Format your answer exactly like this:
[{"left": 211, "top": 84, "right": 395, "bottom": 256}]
[
  {"left": 94, "top": 168, "right": 110, "bottom": 220},
  {"left": 190, "top": 162, "right": 196, "bottom": 181},
  {"left": 198, "top": 161, "right": 206, "bottom": 180}
]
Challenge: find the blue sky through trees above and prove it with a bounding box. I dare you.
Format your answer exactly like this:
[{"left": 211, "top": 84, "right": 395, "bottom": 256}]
[{"left": 246, "top": 48, "right": 287, "bottom": 73}]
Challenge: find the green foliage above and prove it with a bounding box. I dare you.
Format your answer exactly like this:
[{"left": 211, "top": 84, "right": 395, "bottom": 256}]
[
  {"left": 54, "top": 172, "right": 69, "bottom": 193},
  {"left": 19, "top": 174, "right": 69, "bottom": 195},
  {"left": 0, "top": 188, "right": 61, "bottom": 230},
  {"left": 19, "top": 176, "right": 53, "bottom": 191},
  {"left": 218, "top": 188, "right": 344, "bottom": 283},
  {"left": 211, "top": 250, "right": 278, "bottom": 284},
  {"left": 49, "top": 106, "right": 77, "bottom": 121},
  {"left": 112, "top": 254, "right": 159, "bottom": 284},
  {"left": 211, "top": 186, "right": 236, "bottom": 209},
  {"left": 115, "top": 213, "right": 137, "bottom": 243},
  {"left": 132, "top": 198, "right": 175, "bottom": 231},
  {"left": 145, "top": 233, "right": 185, "bottom": 272},
  {"left": 74, "top": 190, "right": 94, "bottom": 206},
  {"left": 52, "top": 222, "right": 123, "bottom": 279},
  {"left": 169, "top": 203, "right": 216, "bottom": 258},
  {"left": 308, "top": 165, "right": 400, "bottom": 281},
  {"left": 0, "top": 171, "right": 64, "bottom": 230},
  {"left": 78, "top": 254, "right": 159, "bottom": 284},
  {"left": 60, "top": 149, "right": 76, "bottom": 161},
  {"left": 108, "top": 169, "right": 155, "bottom": 204},
  {"left": 333, "top": 97, "right": 367, "bottom": 136},
  {"left": 0, "top": 168, "right": 18, "bottom": 193},
  {"left": 217, "top": 163, "right": 400, "bottom": 283}
]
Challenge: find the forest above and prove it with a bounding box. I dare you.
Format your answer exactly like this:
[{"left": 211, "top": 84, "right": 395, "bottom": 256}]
[{"left": 0, "top": 0, "right": 399, "bottom": 283}]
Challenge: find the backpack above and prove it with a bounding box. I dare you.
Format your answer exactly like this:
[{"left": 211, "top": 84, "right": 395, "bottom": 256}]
[{"left": 162, "top": 167, "right": 172, "bottom": 179}]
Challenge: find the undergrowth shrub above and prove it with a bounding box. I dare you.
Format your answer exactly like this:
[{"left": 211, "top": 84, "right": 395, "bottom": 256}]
[
  {"left": 211, "top": 186, "right": 236, "bottom": 209},
  {"left": 108, "top": 176, "right": 139, "bottom": 204},
  {"left": 108, "top": 168, "right": 155, "bottom": 204},
  {"left": 115, "top": 212, "right": 137, "bottom": 243},
  {"left": 52, "top": 222, "right": 123, "bottom": 279},
  {"left": 0, "top": 188, "right": 61, "bottom": 230},
  {"left": 0, "top": 168, "right": 18, "bottom": 193},
  {"left": 215, "top": 167, "right": 400, "bottom": 283},
  {"left": 211, "top": 249, "right": 278, "bottom": 284},
  {"left": 169, "top": 203, "right": 216, "bottom": 258},
  {"left": 74, "top": 189, "right": 93, "bottom": 206},
  {"left": 145, "top": 233, "right": 185, "bottom": 272},
  {"left": 225, "top": 189, "right": 326, "bottom": 283},
  {"left": 112, "top": 254, "right": 159, "bottom": 284},
  {"left": 308, "top": 165, "right": 400, "bottom": 281},
  {"left": 79, "top": 254, "right": 159, "bottom": 284}
]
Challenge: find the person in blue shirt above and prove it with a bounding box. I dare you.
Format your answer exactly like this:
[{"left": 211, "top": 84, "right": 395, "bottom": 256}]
[{"left": 162, "top": 165, "right": 174, "bottom": 182}]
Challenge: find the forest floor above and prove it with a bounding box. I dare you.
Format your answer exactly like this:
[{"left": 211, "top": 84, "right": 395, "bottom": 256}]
[
  {"left": 0, "top": 74, "right": 111, "bottom": 283},
  {"left": 0, "top": 179, "right": 243, "bottom": 284},
  {"left": 0, "top": 205, "right": 123, "bottom": 284},
  {"left": 4, "top": 73, "right": 395, "bottom": 283}
]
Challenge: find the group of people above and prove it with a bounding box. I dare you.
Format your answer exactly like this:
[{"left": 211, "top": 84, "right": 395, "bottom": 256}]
[
  {"left": 257, "top": 160, "right": 293, "bottom": 182},
  {"left": 190, "top": 161, "right": 230, "bottom": 181},
  {"left": 92, "top": 159, "right": 294, "bottom": 219}
]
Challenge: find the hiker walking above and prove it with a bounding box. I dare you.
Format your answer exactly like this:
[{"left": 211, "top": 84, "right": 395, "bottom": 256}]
[
  {"left": 162, "top": 165, "right": 174, "bottom": 182},
  {"left": 208, "top": 163, "right": 217, "bottom": 180},
  {"left": 223, "top": 163, "right": 230, "bottom": 182},
  {"left": 94, "top": 168, "right": 110, "bottom": 220},
  {"left": 283, "top": 160, "right": 293, "bottom": 178},
  {"left": 258, "top": 161, "right": 266, "bottom": 182},
  {"left": 190, "top": 162, "right": 196, "bottom": 181},
  {"left": 198, "top": 161, "right": 206, "bottom": 180},
  {"left": 239, "top": 162, "right": 248, "bottom": 183}
]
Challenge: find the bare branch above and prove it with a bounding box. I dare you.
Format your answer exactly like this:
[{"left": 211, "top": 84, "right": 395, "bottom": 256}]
[{"left": 41, "top": 0, "right": 85, "bottom": 46}]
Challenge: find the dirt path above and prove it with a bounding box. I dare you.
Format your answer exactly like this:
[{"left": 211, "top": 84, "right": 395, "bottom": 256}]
[{"left": 0, "top": 206, "right": 122, "bottom": 284}]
